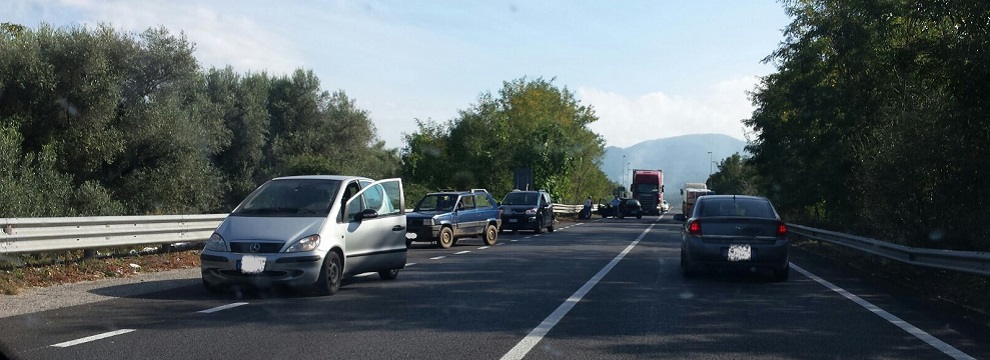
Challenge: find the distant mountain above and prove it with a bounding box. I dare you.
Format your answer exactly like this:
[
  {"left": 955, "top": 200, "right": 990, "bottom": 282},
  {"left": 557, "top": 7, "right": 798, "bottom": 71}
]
[{"left": 601, "top": 134, "right": 747, "bottom": 206}]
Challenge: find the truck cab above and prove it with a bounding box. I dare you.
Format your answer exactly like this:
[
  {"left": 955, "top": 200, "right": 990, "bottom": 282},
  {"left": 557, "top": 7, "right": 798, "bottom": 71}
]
[{"left": 631, "top": 169, "right": 664, "bottom": 215}]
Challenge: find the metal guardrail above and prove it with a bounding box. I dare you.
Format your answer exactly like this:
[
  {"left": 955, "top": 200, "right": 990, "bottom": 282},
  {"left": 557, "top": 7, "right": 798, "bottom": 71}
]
[
  {"left": 0, "top": 206, "right": 588, "bottom": 255},
  {"left": 553, "top": 204, "right": 584, "bottom": 214},
  {"left": 1, "top": 214, "right": 227, "bottom": 254},
  {"left": 5, "top": 213, "right": 987, "bottom": 278},
  {"left": 788, "top": 224, "right": 990, "bottom": 277}
]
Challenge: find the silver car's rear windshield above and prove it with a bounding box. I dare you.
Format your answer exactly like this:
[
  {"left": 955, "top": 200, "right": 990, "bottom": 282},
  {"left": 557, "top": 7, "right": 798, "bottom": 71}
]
[
  {"left": 695, "top": 198, "right": 775, "bottom": 219},
  {"left": 233, "top": 179, "right": 342, "bottom": 217}
]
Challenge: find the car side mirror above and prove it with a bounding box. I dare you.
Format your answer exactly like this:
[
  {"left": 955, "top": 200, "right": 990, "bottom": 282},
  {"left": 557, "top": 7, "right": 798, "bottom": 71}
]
[
  {"left": 673, "top": 214, "right": 686, "bottom": 222},
  {"left": 355, "top": 208, "right": 379, "bottom": 221}
]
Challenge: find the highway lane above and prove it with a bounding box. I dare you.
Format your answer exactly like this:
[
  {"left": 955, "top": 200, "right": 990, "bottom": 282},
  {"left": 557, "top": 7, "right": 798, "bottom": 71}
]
[{"left": 0, "top": 215, "right": 987, "bottom": 359}]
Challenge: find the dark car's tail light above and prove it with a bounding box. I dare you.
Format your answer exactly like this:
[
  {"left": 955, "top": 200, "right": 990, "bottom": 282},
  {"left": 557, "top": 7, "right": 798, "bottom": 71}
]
[
  {"left": 688, "top": 220, "right": 701, "bottom": 235},
  {"left": 776, "top": 222, "right": 788, "bottom": 236}
]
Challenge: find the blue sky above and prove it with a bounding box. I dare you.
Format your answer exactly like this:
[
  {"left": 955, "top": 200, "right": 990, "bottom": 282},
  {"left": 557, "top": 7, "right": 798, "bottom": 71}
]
[{"left": 7, "top": 0, "right": 792, "bottom": 149}]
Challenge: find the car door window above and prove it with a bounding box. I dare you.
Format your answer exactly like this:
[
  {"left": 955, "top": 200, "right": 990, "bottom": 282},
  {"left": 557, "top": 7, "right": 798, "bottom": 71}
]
[
  {"left": 459, "top": 195, "right": 476, "bottom": 210},
  {"left": 345, "top": 179, "right": 405, "bottom": 222},
  {"left": 343, "top": 181, "right": 364, "bottom": 222},
  {"left": 475, "top": 194, "right": 492, "bottom": 208}
]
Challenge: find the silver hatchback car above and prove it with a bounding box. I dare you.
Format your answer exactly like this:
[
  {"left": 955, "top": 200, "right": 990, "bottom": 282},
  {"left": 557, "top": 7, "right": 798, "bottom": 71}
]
[{"left": 201, "top": 175, "right": 407, "bottom": 295}]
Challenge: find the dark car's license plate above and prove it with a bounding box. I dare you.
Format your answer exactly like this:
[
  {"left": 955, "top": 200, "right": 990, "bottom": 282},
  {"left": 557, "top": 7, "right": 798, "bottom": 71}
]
[{"left": 727, "top": 244, "right": 752, "bottom": 261}]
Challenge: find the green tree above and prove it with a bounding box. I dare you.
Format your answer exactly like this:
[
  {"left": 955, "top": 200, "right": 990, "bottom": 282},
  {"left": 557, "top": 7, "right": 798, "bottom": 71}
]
[
  {"left": 706, "top": 153, "right": 760, "bottom": 196},
  {"left": 747, "top": 0, "right": 990, "bottom": 250},
  {"left": 401, "top": 78, "right": 612, "bottom": 203}
]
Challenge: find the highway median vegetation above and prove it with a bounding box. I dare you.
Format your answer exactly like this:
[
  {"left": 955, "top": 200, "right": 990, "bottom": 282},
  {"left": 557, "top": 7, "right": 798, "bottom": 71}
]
[{"left": 710, "top": 0, "right": 990, "bottom": 252}]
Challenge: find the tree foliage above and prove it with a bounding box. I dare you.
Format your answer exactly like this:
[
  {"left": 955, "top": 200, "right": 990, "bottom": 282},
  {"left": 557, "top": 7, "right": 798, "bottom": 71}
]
[
  {"left": 707, "top": 153, "right": 761, "bottom": 196},
  {"left": 401, "top": 78, "right": 613, "bottom": 203},
  {"left": 0, "top": 24, "right": 398, "bottom": 216},
  {"left": 746, "top": 0, "right": 990, "bottom": 250}
]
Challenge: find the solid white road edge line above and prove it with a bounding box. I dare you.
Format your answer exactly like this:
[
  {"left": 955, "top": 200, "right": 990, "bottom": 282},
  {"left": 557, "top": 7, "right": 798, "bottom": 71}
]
[
  {"left": 51, "top": 329, "right": 136, "bottom": 348},
  {"left": 500, "top": 215, "right": 663, "bottom": 360},
  {"left": 197, "top": 302, "right": 249, "bottom": 314},
  {"left": 790, "top": 263, "right": 975, "bottom": 360}
]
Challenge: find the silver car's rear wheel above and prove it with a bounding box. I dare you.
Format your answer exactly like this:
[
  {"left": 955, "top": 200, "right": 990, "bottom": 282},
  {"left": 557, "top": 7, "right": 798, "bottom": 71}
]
[{"left": 379, "top": 268, "right": 399, "bottom": 280}]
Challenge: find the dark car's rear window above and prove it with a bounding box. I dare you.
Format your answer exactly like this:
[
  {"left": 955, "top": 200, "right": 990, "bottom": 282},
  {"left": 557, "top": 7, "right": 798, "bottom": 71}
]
[{"left": 695, "top": 198, "right": 775, "bottom": 219}]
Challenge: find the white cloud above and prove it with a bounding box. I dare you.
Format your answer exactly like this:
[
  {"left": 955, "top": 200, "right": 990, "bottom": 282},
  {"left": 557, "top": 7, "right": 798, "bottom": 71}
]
[
  {"left": 580, "top": 76, "right": 759, "bottom": 148},
  {"left": 55, "top": 0, "right": 301, "bottom": 74}
]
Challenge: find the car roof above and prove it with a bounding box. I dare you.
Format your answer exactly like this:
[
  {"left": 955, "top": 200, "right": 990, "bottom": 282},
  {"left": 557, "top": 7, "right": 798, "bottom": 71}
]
[
  {"left": 696, "top": 195, "right": 767, "bottom": 201},
  {"left": 271, "top": 175, "right": 369, "bottom": 182},
  {"left": 426, "top": 191, "right": 488, "bottom": 196},
  {"left": 506, "top": 190, "right": 544, "bottom": 195}
]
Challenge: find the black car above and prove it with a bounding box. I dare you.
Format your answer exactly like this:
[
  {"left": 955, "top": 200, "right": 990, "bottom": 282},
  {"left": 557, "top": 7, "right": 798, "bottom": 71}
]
[
  {"left": 617, "top": 198, "right": 643, "bottom": 219},
  {"left": 405, "top": 190, "right": 502, "bottom": 248},
  {"left": 673, "top": 195, "right": 790, "bottom": 281},
  {"left": 499, "top": 190, "right": 555, "bottom": 233}
]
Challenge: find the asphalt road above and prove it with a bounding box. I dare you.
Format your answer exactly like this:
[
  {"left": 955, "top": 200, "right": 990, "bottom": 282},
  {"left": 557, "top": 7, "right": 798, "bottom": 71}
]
[{"left": 1, "top": 214, "right": 987, "bottom": 360}]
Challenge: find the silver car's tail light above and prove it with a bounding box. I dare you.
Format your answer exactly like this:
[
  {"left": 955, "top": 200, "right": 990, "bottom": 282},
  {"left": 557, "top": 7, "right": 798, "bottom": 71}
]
[{"left": 204, "top": 233, "right": 229, "bottom": 252}]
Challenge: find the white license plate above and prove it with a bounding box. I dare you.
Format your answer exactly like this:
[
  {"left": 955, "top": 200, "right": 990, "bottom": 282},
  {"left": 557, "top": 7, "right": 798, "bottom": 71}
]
[
  {"left": 727, "top": 245, "right": 752, "bottom": 262},
  {"left": 508, "top": 219, "right": 518, "bottom": 223},
  {"left": 239, "top": 255, "right": 266, "bottom": 273}
]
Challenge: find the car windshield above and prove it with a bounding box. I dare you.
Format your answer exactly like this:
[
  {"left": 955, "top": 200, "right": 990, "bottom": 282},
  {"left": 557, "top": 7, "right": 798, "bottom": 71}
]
[
  {"left": 415, "top": 194, "right": 457, "bottom": 212},
  {"left": 502, "top": 192, "right": 538, "bottom": 205},
  {"left": 233, "top": 179, "right": 341, "bottom": 217}
]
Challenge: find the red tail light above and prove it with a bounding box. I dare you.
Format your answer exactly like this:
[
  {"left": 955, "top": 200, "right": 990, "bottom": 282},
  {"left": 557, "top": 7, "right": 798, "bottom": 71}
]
[
  {"left": 776, "top": 222, "right": 787, "bottom": 236},
  {"left": 688, "top": 220, "right": 701, "bottom": 235}
]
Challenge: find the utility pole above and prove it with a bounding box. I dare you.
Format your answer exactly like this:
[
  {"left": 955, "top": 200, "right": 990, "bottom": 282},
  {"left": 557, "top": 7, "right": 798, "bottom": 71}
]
[
  {"left": 621, "top": 155, "right": 626, "bottom": 185},
  {"left": 708, "top": 151, "right": 713, "bottom": 178}
]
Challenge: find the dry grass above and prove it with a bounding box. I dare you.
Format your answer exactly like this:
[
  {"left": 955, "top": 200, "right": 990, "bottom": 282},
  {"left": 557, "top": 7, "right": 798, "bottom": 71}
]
[{"left": 0, "top": 251, "right": 201, "bottom": 295}]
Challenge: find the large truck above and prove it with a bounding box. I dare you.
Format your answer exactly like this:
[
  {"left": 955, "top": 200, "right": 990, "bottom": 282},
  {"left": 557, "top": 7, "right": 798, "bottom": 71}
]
[
  {"left": 630, "top": 169, "right": 664, "bottom": 215},
  {"left": 680, "top": 183, "right": 714, "bottom": 217}
]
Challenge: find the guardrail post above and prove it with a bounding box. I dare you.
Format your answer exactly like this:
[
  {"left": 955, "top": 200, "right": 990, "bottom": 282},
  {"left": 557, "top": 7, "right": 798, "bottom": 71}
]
[
  {"left": 160, "top": 243, "right": 173, "bottom": 253},
  {"left": 82, "top": 249, "right": 96, "bottom": 259}
]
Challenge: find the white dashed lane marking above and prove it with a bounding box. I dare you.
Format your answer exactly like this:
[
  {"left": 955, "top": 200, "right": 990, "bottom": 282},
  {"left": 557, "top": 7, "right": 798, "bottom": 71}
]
[
  {"left": 51, "top": 329, "right": 136, "bottom": 348},
  {"left": 454, "top": 251, "right": 470, "bottom": 255},
  {"left": 478, "top": 246, "right": 490, "bottom": 250},
  {"left": 430, "top": 256, "right": 446, "bottom": 260},
  {"left": 197, "top": 302, "right": 249, "bottom": 314}
]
